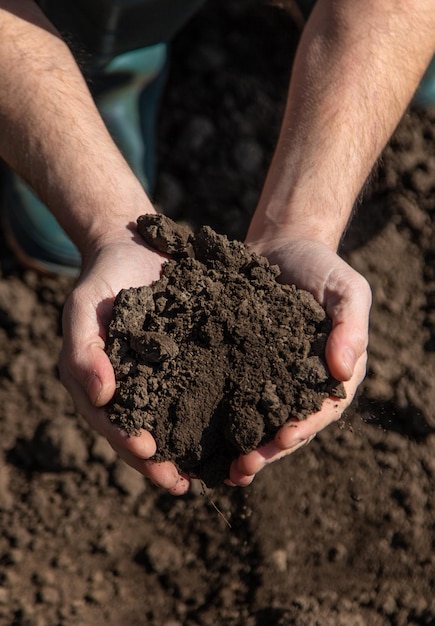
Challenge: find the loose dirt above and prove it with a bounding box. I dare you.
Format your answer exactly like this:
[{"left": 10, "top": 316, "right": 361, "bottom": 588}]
[{"left": 106, "top": 214, "right": 343, "bottom": 486}]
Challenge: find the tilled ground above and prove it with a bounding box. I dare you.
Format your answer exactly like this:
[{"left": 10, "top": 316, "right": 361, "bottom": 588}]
[{"left": 0, "top": 2, "right": 434, "bottom": 625}]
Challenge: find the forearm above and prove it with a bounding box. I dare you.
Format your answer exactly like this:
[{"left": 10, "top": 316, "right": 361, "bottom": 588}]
[
  {"left": 0, "top": 0, "right": 155, "bottom": 258},
  {"left": 248, "top": 0, "right": 435, "bottom": 249}
]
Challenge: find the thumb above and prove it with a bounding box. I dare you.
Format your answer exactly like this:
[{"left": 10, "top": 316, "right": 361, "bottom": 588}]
[
  {"left": 82, "top": 343, "right": 116, "bottom": 407},
  {"left": 326, "top": 323, "right": 361, "bottom": 382},
  {"left": 324, "top": 274, "right": 371, "bottom": 381},
  {"left": 59, "top": 340, "right": 116, "bottom": 409}
]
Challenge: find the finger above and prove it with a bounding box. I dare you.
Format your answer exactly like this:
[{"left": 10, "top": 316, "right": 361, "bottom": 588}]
[
  {"left": 89, "top": 407, "right": 158, "bottom": 459},
  {"left": 143, "top": 460, "right": 186, "bottom": 490},
  {"left": 62, "top": 342, "right": 116, "bottom": 407},
  {"left": 275, "top": 399, "right": 342, "bottom": 450},
  {"left": 62, "top": 276, "right": 121, "bottom": 394},
  {"left": 228, "top": 468, "right": 255, "bottom": 487},
  {"left": 324, "top": 273, "right": 371, "bottom": 381},
  {"left": 61, "top": 301, "right": 117, "bottom": 408},
  {"left": 168, "top": 475, "right": 191, "bottom": 496},
  {"left": 233, "top": 436, "right": 314, "bottom": 481},
  {"left": 111, "top": 442, "right": 187, "bottom": 491},
  {"left": 275, "top": 353, "right": 366, "bottom": 450}
]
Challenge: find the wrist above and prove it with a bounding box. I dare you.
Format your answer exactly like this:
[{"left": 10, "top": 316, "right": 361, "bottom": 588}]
[
  {"left": 248, "top": 149, "right": 357, "bottom": 250},
  {"left": 45, "top": 169, "right": 158, "bottom": 260},
  {"left": 247, "top": 195, "right": 352, "bottom": 252},
  {"left": 79, "top": 203, "right": 158, "bottom": 263},
  {"left": 77, "top": 214, "right": 166, "bottom": 286}
]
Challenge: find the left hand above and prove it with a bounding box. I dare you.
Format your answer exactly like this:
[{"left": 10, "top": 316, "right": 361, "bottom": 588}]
[
  {"left": 58, "top": 225, "right": 191, "bottom": 496},
  {"left": 228, "top": 236, "right": 371, "bottom": 486}
]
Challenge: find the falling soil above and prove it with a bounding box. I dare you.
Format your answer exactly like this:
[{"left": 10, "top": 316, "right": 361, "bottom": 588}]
[{"left": 106, "top": 215, "right": 344, "bottom": 486}]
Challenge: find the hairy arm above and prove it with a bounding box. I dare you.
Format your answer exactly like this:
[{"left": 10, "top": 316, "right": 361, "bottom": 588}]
[{"left": 248, "top": 0, "right": 435, "bottom": 249}]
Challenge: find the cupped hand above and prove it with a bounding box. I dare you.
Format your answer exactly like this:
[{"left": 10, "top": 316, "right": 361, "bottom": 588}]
[
  {"left": 229, "top": 236, "right": 371, "bottom": 486},
  {"left": 58, "top": 223, "right": 190, "bottom": 496}
]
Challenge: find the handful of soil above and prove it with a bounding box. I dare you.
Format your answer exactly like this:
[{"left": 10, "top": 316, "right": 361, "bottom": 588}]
[{"left": 105, "top": 215, "right": 344, "bottom": 487}]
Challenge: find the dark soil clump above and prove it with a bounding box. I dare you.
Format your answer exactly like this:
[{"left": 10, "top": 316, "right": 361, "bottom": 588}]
[{"left": 105, "top": 214, "right": 344, "bottom": 486}]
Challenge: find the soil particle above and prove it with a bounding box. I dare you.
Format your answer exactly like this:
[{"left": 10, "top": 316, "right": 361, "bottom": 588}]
[{"left": 106, "top": 214, "right": 344, "bottom": 486}]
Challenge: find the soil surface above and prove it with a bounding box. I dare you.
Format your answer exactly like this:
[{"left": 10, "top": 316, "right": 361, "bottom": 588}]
[
  {"left": 106, "top": 214, "right": 343, "bottom": 486},
  {"left": 0, "top": 1, "right": 434, "bottom": 625}
]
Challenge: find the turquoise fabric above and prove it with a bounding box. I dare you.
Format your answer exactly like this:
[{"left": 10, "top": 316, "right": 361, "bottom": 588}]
[
  {"left": 97, "top": 44, "right": 167, "bottom": 190},
  {"left": 413, "top": 56, "right": 435, "bottom": 109}
]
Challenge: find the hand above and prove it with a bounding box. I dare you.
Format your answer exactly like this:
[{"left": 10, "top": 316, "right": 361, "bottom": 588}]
[
  {"left": 58, "top": 223, "right": 191, "bottom": 496},
  {"left": 229, "top": 236, "right": 371, "bottom": 486}
]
